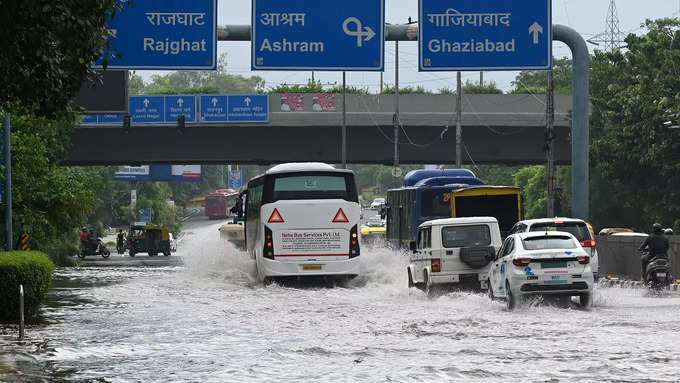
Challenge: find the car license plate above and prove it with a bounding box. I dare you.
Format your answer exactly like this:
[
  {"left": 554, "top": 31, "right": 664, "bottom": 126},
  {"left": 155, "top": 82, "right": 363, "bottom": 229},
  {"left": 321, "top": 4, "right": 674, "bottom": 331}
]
[
  {"left": 541, "top": 261, "right": 567, "bottom": 269},
  {"left": 656, "top": 272, "right": 666, "bottom": 278},
  {"left": 303, "top": 265, "right": 322, "bottom": 271}
]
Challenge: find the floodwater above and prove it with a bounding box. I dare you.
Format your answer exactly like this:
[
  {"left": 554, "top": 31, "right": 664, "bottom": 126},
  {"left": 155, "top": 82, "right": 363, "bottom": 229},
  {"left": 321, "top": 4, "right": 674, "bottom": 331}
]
[{"left": 2, "top": 218, "right": 680, "bottom": 382}]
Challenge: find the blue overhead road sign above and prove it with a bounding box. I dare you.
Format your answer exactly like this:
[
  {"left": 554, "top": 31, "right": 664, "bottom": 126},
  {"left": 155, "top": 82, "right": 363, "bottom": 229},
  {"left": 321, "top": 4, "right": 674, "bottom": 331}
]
[
  {"left": 200, "top": 95, "right": 228, "bottom": 122},
  {"left": 165, "top": 95, "right": 197, "bottom": 123},
  {"left": 96, "top": 0, "right": 217, "bottom": 70},
  {"left": 228, "top": 170, "right": 243, "bottom": 189},
  {"left": 130, "top": 96, "right": 165, "bottom": 123},
  {"left": 227, "top": 95, "right": 269, "bottom": 122},
  {"left": 419, "top": 0, "right": 552, "bottom": 71},
  {"left": 252, "top": 0, "right": 384, "bottom": 71}
]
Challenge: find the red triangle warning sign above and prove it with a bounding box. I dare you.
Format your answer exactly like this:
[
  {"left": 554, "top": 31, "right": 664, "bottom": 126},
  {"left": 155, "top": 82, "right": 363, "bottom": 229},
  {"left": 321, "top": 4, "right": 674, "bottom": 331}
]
[
  {"left": 332, "top": 208, "right": 349, "bottom": 223},
  {"left": 268, "top": 208, "right": 284, "bottom": 223}
]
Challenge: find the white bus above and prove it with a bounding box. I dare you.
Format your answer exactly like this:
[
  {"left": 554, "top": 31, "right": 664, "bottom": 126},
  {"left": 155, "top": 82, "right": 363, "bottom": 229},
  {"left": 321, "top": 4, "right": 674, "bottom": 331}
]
[{"left": 244, "top": 163, "right": 361, "bottom": 282}]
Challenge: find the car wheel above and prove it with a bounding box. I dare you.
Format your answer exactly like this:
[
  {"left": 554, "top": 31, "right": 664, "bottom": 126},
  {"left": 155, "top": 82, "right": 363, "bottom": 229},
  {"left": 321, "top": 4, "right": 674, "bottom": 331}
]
[
  {"left": 578, "top": 292, "right": 592, "bottom": 309},
  {"left": 488, "top": 283, "right": 496, "bottom": 301},
  {"left": 506, "top": 281, "right": 518, "bottom": 310},
  {"left": 407, "top": 269, "right": 414, "bottom": 289}
]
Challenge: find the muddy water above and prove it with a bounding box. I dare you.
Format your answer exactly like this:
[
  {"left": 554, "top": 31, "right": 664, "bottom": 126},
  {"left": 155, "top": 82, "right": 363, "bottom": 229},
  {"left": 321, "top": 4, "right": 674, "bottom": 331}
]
[{"left": 2, "top": 219, "right": 680, "bottom": 382}]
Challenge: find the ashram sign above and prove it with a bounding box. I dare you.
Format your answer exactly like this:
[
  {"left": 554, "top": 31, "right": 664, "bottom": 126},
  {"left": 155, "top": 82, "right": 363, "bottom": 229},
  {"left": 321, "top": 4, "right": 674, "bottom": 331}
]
[{"left": 252, "top": 0, "right": 384, "bottom": 71}]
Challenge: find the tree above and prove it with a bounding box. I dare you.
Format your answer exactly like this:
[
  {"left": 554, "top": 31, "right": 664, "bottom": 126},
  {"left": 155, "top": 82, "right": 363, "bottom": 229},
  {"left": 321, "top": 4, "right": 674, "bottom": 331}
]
[
  {"left": 139, "top": 53, "right": 265, "bottom": 95},
  {"left": 0, "top": 1, "right": 122, "bottom": 117},
  {"left": 589, "top": 18, "right": 680, "bottom": 231},
  {"left": 438, "top": 80, "right": 503, "bottom": 95},
  {"left": 511, "top": 57, "right": 573, "bottom": 94}
]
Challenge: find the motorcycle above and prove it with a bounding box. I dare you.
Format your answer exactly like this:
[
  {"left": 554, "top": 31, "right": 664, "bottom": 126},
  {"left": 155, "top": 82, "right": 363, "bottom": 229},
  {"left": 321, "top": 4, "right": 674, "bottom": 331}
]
[
  {"left": 641, "top": 250, "right": 671, "bottom": 292},
  {"left": 78, "top": 237, "right": 111, "bottom": 258}
]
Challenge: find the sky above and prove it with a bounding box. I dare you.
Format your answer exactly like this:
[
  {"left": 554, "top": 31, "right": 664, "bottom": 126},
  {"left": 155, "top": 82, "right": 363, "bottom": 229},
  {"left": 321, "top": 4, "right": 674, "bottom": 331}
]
[{"left": 139, "top": 0, "right": 680, "bottom": 93}]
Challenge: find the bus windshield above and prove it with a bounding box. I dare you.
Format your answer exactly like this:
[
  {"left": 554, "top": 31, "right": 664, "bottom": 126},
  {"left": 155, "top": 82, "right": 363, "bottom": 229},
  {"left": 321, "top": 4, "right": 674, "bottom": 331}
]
[{"left": 269, "top": 173, "right": 358, "bottom": 202}]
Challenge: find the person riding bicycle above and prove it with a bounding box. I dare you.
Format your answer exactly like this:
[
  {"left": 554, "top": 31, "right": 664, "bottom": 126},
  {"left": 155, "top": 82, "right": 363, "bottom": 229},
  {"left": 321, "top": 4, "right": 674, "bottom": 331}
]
[{"left": 638, "top": 223, "right": 669, "bottom": 280}]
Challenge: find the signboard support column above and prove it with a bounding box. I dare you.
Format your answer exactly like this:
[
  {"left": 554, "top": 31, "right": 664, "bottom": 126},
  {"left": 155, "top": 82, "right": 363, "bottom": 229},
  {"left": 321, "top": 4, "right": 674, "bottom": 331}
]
[
  {"left": 546, "top": 70, "right": 555, "bottom": 217},
  {"left": 3, "top": 114, "right": 11, "bottom": 251},
  {"left": 342, "top": 72, "right": 347, "bottom": 168},
  {"left": 393, "top": 41, "right": 400, "bottom": 187},
  {"left": 455, "top": 72, "right": 462, "bottom": 168}
]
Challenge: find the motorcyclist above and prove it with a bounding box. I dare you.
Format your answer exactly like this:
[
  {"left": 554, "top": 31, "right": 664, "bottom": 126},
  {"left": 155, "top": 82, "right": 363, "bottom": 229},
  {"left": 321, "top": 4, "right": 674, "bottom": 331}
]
[
  {"left": 80, "top": 228, "right": 89, "bottom": 247},
  {"left": 638, "top": 223, "right": 670, "bottom": 280},
  {"left": 116, "top": 229, "right": 126, "bottom": 250}
]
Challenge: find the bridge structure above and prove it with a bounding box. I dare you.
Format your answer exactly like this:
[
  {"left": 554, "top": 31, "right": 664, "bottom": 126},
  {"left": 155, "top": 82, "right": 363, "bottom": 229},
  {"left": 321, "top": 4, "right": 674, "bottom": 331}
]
[{"left": 65, "top": 93, "right": 572, "bottom": 166}]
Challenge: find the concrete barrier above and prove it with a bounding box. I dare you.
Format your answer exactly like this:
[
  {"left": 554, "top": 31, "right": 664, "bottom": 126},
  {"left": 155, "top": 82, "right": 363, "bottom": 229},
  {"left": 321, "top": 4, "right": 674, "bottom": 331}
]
[{"left": 596, "top": 235, "right": 680, "bottom": 279}]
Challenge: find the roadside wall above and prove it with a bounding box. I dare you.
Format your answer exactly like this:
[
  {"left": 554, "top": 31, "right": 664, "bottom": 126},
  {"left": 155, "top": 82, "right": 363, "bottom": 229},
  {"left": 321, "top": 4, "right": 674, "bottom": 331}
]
[{"left": 596, "top": 235, "right": 680, "bottom": 279}]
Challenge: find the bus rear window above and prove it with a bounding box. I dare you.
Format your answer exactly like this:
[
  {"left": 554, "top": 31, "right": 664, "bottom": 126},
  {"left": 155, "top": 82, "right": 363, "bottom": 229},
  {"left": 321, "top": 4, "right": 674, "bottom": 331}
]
[{"left": 272, "top": 174, "right": 356, "bottom": 201}]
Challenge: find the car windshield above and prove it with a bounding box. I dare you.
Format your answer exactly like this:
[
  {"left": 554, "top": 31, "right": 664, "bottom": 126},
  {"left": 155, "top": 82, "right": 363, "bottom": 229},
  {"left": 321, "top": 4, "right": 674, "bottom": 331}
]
[
  {"left": 522, "top": 235, "right": 577, "bottom": 250},
  {"left": 441, "top": 225, "right": 491, "bottom": 248},
  {"left": 529, "top": 221, "right": 592, "bottom": 241}
]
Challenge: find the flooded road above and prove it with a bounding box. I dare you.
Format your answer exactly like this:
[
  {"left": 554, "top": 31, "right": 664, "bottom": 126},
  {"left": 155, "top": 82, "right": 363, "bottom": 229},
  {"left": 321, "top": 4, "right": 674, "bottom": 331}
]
[{"left": 3, "top": 218, "right": 680, "bottom": 382}]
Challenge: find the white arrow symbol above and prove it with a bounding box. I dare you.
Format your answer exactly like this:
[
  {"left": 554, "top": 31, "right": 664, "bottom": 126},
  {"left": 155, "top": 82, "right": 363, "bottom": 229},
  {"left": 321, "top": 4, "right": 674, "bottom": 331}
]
[
  {"left": 529, "top": 22, "right": 543, "bottom": 44},
  {"left": 211, "top": 97, "right": 218, "bottom": 107},
  {"left": 343, "top": 17, "right": 376, "bottom": 47},
  {"left": 244, "top": 97, "right": 251, "bottom": 107},
  {"left": 177, "top": 98, "right": 184, "bottom": 107},
  {"left": 143, "top": 98, "right": 149, "bottom": 108}
]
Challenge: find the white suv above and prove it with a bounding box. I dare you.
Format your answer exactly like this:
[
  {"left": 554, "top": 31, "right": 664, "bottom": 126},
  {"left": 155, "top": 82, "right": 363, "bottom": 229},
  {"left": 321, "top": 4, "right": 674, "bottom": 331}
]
[
  {"left": 509, "top": 218, "right": 599, "bottom": 280},
  {"left": 407, "top": 217, "right": 503, "bottom": 295}
]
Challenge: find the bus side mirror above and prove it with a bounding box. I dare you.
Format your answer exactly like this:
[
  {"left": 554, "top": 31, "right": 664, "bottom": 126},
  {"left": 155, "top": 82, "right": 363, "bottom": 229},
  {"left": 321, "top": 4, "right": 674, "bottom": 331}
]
[{"left": 409, "top": 242, "right": 417, "bottom": 253}]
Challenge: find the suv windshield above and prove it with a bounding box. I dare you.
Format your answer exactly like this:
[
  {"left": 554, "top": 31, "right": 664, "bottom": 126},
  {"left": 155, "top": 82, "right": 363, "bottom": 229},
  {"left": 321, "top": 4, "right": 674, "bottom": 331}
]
[
  {"left": 441, "top": 225, "right": 491, "bottom": 248},
  {"left": 522, "top": 235, "right": 576, "bottom": 250},
  {"left": 529, "top": 221, "right": 592, "bottom": 241}
]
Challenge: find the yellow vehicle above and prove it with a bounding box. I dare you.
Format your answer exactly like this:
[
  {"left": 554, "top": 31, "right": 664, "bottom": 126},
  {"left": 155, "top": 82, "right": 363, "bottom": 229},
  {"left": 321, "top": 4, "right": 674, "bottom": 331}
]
[
  {"left": 598, "top": 227, "right": 633, "bottom": 235},
  {"left": 360, "top": 216, "right": 386, "bottom": 246},
  {"left": 219, "top": 219, "right": 245, "bottom": 250},
  {"left": 449, "top": 186, "right": 522, "bottom": 237},
  {"left": 128, "top": 223, "right": 172, "bottom": 257}
]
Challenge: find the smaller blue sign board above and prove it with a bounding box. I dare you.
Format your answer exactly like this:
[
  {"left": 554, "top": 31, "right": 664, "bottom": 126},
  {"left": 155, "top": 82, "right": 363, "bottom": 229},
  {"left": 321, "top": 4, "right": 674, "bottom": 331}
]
[
  {"left": 99, "top": 114, "right": 124, "bottom": 124},
  {"left": 130, "top": 96, "right": 165, "bottom": 123},
  {"left": 114, "top": 166, "right": 151, "bottom": 181},
  {"left": 419, "top": 0, "right": 552, "bottom": 71},
  {"left": 227, "top": 95, "right": 269, "bottom": 122},
  {"left": 139, "top": 207, "right": 152, "bottom": 223},
  {"left": 165, "top": 95, "right": 197, "bottom": 123},
  {"left": 81, "top": 115, "right": 98, "bottom": 125},
  {"left": 96, "top": 0, "right": 217, "bottom": 70},
  {"left": 200, "top": 95, "right": 228, "bottom": 122},
  {"left": 228, "top": 170, "right": 243, "bottom": 189}
]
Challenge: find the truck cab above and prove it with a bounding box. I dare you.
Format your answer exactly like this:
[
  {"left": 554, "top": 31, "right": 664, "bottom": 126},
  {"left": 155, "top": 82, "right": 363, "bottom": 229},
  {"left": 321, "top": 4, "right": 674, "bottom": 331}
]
[{"left": 407, "top": 217, "right": 503, "bottom": 294}]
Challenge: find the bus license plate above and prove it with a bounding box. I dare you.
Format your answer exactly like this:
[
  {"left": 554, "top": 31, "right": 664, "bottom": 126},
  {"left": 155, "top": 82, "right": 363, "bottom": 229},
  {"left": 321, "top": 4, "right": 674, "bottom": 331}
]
[
  {"left": 657, "top": 272, "right": 666, "bottom": 278},
  {"left": 303, "top": 265, "right": 322, "bottom": 271}
]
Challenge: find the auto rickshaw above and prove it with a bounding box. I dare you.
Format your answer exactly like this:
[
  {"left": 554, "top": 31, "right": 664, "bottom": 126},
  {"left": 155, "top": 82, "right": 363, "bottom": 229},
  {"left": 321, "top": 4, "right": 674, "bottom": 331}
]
[{"left": 127, "top": 223, "right": 172, "bottom": 257}]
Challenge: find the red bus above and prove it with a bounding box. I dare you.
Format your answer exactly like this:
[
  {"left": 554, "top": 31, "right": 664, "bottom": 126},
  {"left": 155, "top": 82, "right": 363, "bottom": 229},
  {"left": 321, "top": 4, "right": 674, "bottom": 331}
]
[{"left": 205, "top": 190, "right": 239, "bottom": 219}]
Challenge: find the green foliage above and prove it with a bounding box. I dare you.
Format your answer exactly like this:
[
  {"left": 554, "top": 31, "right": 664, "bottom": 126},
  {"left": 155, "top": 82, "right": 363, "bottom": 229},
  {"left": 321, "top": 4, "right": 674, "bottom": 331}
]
[
  {"left": 137, "top": 53, "right": 265, "bottom": 95},
  {"left": 0, "top": 1, "right": 123, "bottom": 117},
  {"left": 511, "top": 57, "right": 573, "bottom": 94},
  {"left": 324, "top": 85, "right": 370, "bottom": 94},
  {"left": 588, "top": 18, "right": 680, "bottom": 230},
  {"left": 514, "top": 166, "right": 570, "bottom": 219},
  {"left": 381, "top": 85, "right": 432, "bottom": 94},
  {"left": 438, "top": 80, "right": 503, "bottom": 95},
  {"left": 0, "top": 251, "right": 55, "bottom": 323},
  {"left": 0, "top": 113, "right": 98, "bottom": 265},
  {"left": 269, "top": 79, "right": 324, "bottom": 94}
]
